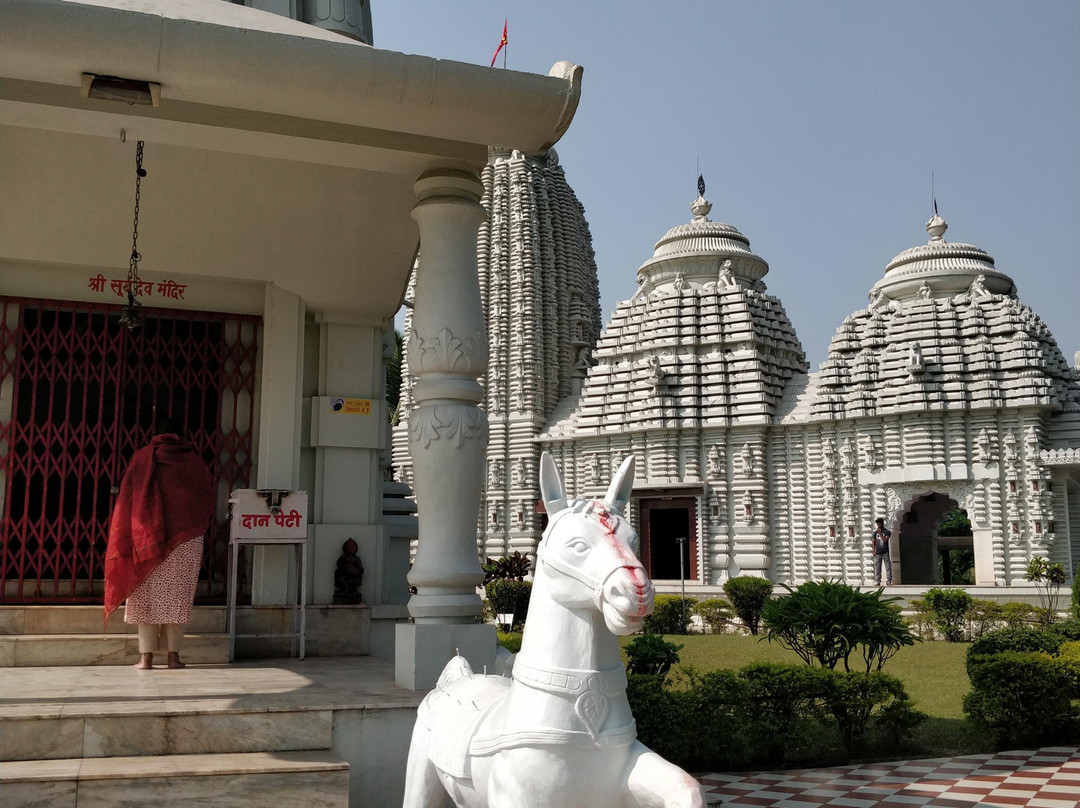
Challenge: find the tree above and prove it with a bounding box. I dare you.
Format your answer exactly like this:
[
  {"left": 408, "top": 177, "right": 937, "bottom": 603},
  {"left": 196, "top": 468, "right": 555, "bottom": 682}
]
[
  {"left": 1024, "top": 557, "right": 1066, "bottom": 624},
  {"left": 723, "top": 576, "right": 773, "bottom": 636}
]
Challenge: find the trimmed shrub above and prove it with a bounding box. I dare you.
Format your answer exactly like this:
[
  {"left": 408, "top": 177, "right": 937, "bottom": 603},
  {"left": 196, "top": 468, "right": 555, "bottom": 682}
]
[
  {"left": 965, "top": 598, "right": 1004, "bottom": 641},
  {"left": 1059, "top": 641, "right": 1080, "bottom": 695},
  {"left": 966, "top": 625, "right": 1061, "bottom": 671},
  {"left": 693, "top": 597, "right": 735, "bottom": 634},
  {"left": 923, "top": 587, "right": 972, "bottom": 641},
  {"left": 625, "top": 634, "right": 683, "bottom": 676},
  {"left": 627, "top": 669, "right": 751, "bottom": 772},
  {"left": 963, "top": 651, "right": 1077, "bottom": 746},
  {"left": 642, "top": 594, "right": 697, "bottom": 635},
  {"left": 761, "top": 580, "right": 917, "bottom": 672},
  {"left": 1001, "top": 600, "right": 1037, "bottom": 628},
  {"left": 723, "top": 576, "right": 773, "bottom": 635},
  {"left": 626, "top": 661, "right": 924, "bottom": 771},
  {"left": 739, "top": 663, "right": 829, "bottom": 765},
  {"left": 820, "top": 671, "right": 927, "bottom": 755},
  {"left": 1048, "top": 618, "right": 1080, "bottom": 644},
  {"left": 485, "top": 579, "right": 532, "bottom": 629},
  {"left": 906, "top": 597, "right": 936, "bottom": 640}
]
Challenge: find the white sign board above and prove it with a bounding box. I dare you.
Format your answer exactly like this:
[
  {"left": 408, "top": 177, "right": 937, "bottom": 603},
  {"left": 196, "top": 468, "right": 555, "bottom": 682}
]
[{"left": 230, "top": 489, "right": 309, "bottom": 539}]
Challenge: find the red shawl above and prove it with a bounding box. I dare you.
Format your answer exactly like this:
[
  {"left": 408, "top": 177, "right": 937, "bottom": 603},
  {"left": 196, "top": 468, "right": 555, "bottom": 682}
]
[{"left": 104, "top": 434, "right": 214, "bottom": 620}]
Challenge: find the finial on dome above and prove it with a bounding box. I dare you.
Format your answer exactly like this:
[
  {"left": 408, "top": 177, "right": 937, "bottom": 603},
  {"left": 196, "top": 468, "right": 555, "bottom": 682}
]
[
  {"left": 691, "top": 174, "right": 712, "bottom": 220},
  {"left": 926, "top": 198, "right": 947, "bottom": 243}
]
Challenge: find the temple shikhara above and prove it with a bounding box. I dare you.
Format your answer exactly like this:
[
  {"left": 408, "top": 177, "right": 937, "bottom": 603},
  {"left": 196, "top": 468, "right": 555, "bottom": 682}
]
[{"left": 395, "top": 176, "right": 1080, "bottom": 591}]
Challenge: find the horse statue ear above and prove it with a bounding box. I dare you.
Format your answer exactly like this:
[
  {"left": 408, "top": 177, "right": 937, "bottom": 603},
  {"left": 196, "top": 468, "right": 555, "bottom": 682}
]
[
  {"left": 539, "top": 452, "right": 568, "bottom": 515},
  {"left": 603, "top": 455, "right": 635, "bottom": 514}
]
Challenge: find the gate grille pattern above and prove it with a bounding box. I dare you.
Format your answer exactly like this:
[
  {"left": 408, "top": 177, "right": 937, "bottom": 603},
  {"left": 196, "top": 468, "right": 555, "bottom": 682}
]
[{"left": 0, "top": 297, "right": 260, "bottom": 603}]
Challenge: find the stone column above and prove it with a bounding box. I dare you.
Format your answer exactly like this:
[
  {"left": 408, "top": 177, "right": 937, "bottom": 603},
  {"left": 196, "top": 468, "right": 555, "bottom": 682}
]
[{"left": 396, "top": 169, "right": 496, "bottom": 690}]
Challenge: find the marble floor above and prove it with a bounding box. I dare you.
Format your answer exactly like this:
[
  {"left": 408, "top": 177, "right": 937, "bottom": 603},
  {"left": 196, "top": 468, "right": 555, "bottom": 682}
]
[{"left": 0, "top": 656, "right": 423, "bottom": 720}]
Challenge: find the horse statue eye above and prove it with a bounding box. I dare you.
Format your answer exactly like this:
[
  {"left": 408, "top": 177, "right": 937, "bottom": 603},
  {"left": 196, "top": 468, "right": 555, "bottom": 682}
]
[{"left": 568, "top": 539, "right": 589, "bottom": 554}]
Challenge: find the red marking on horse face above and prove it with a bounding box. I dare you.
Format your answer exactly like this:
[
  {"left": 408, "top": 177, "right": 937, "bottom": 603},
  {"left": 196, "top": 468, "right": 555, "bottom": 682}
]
[{"left": 592, "top": 501, "right": 640, "bottom": 568}]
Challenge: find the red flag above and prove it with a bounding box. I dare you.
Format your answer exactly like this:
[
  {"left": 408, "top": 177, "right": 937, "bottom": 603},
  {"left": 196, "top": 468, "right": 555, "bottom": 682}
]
[{"left": 490, "top": 20, "right": 507, "bottom": 67}]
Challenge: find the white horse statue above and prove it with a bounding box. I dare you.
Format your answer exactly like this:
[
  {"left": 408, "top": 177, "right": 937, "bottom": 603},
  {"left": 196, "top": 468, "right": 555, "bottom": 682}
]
[{"left": 402, "top": 453, "right": 706, "bottom": 808}]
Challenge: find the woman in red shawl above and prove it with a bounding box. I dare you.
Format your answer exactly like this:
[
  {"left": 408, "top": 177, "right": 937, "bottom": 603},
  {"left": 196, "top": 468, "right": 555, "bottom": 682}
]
[{"left": 105, "top": 419, "right": 213, "bottom": 669}]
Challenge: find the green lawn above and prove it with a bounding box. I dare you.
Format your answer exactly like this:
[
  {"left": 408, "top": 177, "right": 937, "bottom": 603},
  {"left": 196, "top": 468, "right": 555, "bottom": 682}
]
[{"left": 619, "top": 633, "right": 992, "bottom": 758}]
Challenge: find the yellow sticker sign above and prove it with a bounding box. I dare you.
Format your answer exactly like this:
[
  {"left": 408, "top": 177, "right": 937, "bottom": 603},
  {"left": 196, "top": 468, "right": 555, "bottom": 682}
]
[{"left": 330, "top": 397, "right": 371, "bottom": 415}]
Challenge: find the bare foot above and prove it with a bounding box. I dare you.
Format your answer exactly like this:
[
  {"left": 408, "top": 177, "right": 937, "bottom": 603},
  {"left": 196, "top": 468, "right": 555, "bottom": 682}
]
[
  {"left": 167, "top": 652, "right": 185, "bottom": 669},
  {"left": 133, "top": 653, "right": 153, "bottom": 670}
]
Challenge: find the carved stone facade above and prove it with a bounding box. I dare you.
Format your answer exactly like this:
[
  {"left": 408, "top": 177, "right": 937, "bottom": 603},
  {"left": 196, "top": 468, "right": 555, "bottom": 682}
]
[
  {"left": 539, "top": 192, "right": 1080, "bottom": 588},
  {"left": 398, "top": 168, "right": 1080, "bottom": 589}
]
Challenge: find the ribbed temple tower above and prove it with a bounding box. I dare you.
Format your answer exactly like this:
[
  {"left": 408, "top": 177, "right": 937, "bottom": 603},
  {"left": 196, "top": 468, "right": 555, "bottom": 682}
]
[{"left": 393, "top": 148, "right": 602, "bottom": 561}]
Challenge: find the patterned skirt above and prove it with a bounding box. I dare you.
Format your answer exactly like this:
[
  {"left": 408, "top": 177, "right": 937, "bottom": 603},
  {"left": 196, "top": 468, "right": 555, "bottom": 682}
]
[{"left": 124, "top": 536, "right": 203, "bottom": 625}]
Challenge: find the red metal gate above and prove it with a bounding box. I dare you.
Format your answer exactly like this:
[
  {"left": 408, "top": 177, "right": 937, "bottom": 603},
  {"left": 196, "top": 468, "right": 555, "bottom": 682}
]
[{"left": 0, "top": 297, "right": 260, "bottom": 603}]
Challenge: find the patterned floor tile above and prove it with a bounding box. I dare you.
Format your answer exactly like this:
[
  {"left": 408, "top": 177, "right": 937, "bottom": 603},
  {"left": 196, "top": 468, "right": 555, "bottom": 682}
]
[{"left": 699, "top": 747, "right": 1080, "bottom": 807}]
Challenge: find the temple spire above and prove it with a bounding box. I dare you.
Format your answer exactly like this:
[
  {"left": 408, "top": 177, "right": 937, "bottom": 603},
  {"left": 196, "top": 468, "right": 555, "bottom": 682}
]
[{"left": 691, "top": 174, "right": 712, "bottom": 220}]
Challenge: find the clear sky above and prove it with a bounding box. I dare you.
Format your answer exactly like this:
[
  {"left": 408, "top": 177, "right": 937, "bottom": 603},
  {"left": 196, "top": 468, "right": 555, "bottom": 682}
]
[{"left": 374, "top": 1, "right": 1079, "bottom": 370}]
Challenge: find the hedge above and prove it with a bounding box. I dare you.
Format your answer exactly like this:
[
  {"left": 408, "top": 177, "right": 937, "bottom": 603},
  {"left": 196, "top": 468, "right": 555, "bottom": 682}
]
[
  {"left": 963, "top": 651, "right": 1078, "bottom": 747},
  {"left": 627, "top": 662, "right": 923, "bottom": 771}
]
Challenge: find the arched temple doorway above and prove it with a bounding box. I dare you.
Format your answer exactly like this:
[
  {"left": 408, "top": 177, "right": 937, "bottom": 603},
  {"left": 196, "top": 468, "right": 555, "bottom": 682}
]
[{"left": 895, "top": 492, "right": 973, "bottom": 585}]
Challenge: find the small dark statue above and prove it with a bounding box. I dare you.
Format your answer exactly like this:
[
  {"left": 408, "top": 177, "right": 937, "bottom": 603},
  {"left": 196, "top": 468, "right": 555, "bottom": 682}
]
[{"left": 333, "top": 538, "right": 364, "bottom": 604}]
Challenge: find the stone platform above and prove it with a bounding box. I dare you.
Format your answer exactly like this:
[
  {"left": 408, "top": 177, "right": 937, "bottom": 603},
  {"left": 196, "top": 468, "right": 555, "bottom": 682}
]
[{"left": 0, "top": 657, "right": 423, "bottom": 807}]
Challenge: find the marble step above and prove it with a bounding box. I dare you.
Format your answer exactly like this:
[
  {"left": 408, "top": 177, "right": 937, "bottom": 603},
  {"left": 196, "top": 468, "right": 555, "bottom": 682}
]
[
  {"left": 0, "top": 750, "right": 349, "bottom": 808},
  {"left": 0, "top": 633, "right": 229, "bottom": 667},
  {"left": 0, "top": 605, "right": 226, "bottom": 635},
  {"left": 2, "top": 705, "right": 333, "bottom": 762}
]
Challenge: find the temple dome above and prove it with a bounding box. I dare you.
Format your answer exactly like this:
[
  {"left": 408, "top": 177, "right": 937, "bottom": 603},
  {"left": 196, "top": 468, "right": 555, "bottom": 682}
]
[
  {"left": 635, "top": 185, "right": 769, "bottom": 294},
  {"left": 799, "top": 214, "right": 1079, "bottom": 420},
  {"left": 869, "top": 213, "right": 1015, "bottom": 302}
]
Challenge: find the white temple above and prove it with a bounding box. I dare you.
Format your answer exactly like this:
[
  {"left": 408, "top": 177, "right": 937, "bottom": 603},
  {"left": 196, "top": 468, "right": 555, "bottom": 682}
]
[{"left": 397, "top": 176, "right": 1080, "bottom": 590}]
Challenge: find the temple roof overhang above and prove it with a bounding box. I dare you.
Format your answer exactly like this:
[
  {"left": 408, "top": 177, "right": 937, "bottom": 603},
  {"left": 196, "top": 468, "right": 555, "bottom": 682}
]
[{"left": 0, "top": 0, "right": 582, "bottom": 322}]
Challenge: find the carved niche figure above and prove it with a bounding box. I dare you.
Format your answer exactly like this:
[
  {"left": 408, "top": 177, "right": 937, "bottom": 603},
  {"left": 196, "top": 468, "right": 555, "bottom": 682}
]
[
  {"left": 859, "top": 435, "right": 881, "bottom": 470},
  {"left": 512, "top": 457, "right": 528, "bottom": 488},
  {"left": 976, "top": 428, "right": 994, "bottom": 463},
  {"left": 673, "top": 272, "right": 686, "bottom": 292},
  {"left": 588, "top": 453, "right": 602, "bottom": 485},
  {"left": 739, "top": 443, "right": 756, "bottom": 475},
  {"left": 716, "top": 258, "right": 738, "bottom": 290},
  {"left": 707, "top": 444, "right": 725, "bottom": 478},
  {"left": 647, "top": 355, "right": 664, "bottom": 389},
  {"left": 907, "top": 342, "right": 925, "bottom": 374},
  {"left": 332, "top": 538, "right": 364, "bottom": 605},
  {"left": 489, "top": 459, "right": 505, "bottom": 489},
  {"left": 402, "top": 454, "right": 707, "bottom": 808},
  {"left": 918, "top": 281, "right": 932, "bottom": 300},
  {"left": 1003, "top": 432, "right": 1017, "bottom": 465},
  {"left": 631, "top": 273, "right": 654, "bottom": 303}
]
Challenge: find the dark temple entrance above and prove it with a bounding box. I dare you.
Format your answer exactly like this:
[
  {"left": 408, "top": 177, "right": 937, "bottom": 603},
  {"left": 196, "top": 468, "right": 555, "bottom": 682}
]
[
  {"left": 0, "top": 297, "right": 260, "bottom": 603},
  {"left": 639, "top": 497, "right": 698, "bottom": 581}
]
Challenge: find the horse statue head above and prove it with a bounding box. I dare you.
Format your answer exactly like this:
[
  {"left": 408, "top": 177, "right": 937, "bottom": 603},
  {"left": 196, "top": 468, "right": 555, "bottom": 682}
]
[{"left": 537, "top": 452, "right": 654, "bottom": 635}]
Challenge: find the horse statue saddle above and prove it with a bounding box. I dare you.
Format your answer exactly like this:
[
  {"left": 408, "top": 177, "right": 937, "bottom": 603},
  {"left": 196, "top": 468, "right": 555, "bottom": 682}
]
[{"left": 418, "top": 655, "right": 511, "bottom": 780}]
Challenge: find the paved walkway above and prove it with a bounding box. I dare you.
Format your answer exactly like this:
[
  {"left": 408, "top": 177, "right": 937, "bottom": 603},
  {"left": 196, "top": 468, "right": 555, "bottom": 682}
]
[{"left": 700, "top": 747, "right": 1080, "bottom": 807}]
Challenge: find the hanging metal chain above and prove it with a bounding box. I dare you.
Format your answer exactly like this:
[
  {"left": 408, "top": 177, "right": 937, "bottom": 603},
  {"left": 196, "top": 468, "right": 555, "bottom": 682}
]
[
  {"left": 128, "top": 140, "right": 145, "bottom": 287},
  {"left": 119, "top": 141, "right": 147, "bottom": 331}
]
